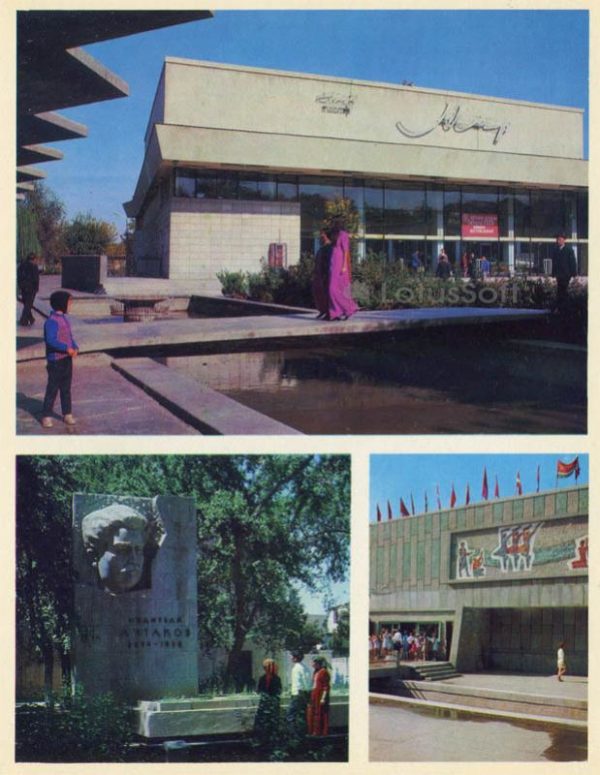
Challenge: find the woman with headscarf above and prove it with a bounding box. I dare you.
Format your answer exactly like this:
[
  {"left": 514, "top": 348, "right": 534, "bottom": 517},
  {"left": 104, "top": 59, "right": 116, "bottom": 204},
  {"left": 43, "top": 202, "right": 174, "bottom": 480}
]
[
  {"left": 327, "top": 219, "right": 358, "bottom": 321},
  {"left": 307, "top": 655, "right": 331, "bottom": 736},
  {"left": 253, "top": 658, "right": 282, "bottom": 749}
]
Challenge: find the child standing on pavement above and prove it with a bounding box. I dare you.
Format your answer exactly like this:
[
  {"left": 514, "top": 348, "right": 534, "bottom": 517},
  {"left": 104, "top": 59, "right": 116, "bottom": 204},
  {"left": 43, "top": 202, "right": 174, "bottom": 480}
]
[{"left": 41, "top": 290, "right": 78, "bottom": 428}]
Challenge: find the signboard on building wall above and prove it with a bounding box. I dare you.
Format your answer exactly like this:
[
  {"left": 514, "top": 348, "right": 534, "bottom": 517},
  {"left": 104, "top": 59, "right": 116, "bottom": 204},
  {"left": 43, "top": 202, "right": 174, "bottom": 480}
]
[
  {"left": 461, "top": 213, "right": 499, "bottom": 238},
  {"left": 268, "top": 243, "right": 287, "bottom": 268}
]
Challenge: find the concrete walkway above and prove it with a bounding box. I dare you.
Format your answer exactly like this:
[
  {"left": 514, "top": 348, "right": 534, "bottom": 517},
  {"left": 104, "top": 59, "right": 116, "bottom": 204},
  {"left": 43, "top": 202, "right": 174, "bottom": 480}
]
[{"left": 370, "top": 670, "right": 587, "bottom": 729}]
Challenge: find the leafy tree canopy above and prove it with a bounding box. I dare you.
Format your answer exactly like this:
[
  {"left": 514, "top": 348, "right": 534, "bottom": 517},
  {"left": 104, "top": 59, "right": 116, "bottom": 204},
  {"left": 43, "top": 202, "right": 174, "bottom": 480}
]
[
  {"left": 16, "top": 455, "right": 350, "bottom": 686},
  {"left": 63, "top": 212, "right": 118, "bottom": 255},
  {"left": 19, "top": 183, "right": 66, "bottom": 269}
]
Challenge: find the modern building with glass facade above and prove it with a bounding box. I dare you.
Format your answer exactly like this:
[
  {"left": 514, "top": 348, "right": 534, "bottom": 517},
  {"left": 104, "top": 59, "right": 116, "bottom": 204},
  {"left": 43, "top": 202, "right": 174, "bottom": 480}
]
[
  {"left": 125, "top": 58, "right": 588, "bottom": 289},
  {"left": 369, "top": 485, "right": 588, "bottom": 675}
]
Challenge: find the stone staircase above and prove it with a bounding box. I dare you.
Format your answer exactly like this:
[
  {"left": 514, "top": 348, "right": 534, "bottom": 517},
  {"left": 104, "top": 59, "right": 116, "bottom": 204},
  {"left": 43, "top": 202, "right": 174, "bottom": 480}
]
[{"left": 409, "top": 661, "right": 461, "bottom": 681}]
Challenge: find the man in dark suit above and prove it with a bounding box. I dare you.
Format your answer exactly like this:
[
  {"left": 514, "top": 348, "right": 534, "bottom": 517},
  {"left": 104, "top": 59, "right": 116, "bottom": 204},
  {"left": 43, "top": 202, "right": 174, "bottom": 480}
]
[
  {"left": 17, "top": 252, "right": 40, "bottom": 326},
  {"left": 550, "top": 233, "right": 577, "bottom": 312}
]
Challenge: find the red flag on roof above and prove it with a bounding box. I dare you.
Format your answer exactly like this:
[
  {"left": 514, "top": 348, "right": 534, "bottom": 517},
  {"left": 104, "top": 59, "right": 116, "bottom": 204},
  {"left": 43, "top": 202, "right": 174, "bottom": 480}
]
[
  {"left": 400, "top": 498, "right": 410, "bottom": 517},
  {"left": 482, "top": 467, "right": 489, "bottom": 500},
  {"left": 387, "top": 500, "right": 393, "bottom": 520},
  {"left": 376, "top": 504, "right": 382, "bottom": 522},
  {"left": 557, "top": 457, "right": 580, "bottom": 480},
  {"left": 465, "top": 483, "right": 470, "bottom": 506},
  {"left": 494, "top": 476, "right": 500, "bottom": 499},
  {"left": 516, "top": 471, "right": 523, "bottom": 495},
  {"left": 450, "top": 484, "right": 457, "bottom": 508}
]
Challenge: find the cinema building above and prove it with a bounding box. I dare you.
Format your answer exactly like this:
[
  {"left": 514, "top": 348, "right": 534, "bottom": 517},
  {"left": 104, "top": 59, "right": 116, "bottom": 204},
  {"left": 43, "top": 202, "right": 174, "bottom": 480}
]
[
  {"left": 369, "top": 484, "right": 588, "bottom": 675},
  {"left": 125, "top": 58, "right": 588, "bottom": 289}
]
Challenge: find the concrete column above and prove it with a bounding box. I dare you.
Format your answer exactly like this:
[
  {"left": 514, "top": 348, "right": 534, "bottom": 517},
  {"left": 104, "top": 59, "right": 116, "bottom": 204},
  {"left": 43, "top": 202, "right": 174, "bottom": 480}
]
[
  {"left": 433, "top": 207, "right": 444, "bottom": 270},
  {"left": 506, "top": 194, "right": 515, "bottom": 275},
  {"left": 449, "top": 605, "right": 463, "bottom": 667}
]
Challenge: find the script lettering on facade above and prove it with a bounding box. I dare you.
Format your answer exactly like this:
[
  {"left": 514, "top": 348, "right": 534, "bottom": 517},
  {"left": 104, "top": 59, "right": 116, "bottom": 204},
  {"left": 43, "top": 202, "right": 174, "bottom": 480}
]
[
  {"left": 396, "top": 102, "right": 509, "bottom": 145},
  {"left": 315, "top": 92, "right": 354, "bottom": 115}
]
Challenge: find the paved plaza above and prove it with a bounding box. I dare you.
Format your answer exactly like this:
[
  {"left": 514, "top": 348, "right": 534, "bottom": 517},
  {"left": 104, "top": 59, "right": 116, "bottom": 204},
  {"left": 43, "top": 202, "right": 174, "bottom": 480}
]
[
  {"left": 16, "top": 276, "right": 561, "bottom": 436},
  {"left": 370, "top": 672, "right": 587, "bottom": 761},
  {"left": 370, "top": 702, "right": 587, "bottom": 761}
]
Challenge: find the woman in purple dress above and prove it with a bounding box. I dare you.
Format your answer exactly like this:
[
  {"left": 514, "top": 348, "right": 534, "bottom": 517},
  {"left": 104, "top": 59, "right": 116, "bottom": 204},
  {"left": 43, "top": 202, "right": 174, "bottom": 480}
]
[{"left": 328, "top": 222, "right": 358, "bottom": 320}]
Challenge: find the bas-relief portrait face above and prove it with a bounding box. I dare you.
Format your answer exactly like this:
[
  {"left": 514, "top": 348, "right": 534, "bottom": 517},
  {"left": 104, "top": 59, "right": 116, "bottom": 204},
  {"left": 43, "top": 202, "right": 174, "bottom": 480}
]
[{"left": 81, "top": 503, "right": 161, "bottom": 593}]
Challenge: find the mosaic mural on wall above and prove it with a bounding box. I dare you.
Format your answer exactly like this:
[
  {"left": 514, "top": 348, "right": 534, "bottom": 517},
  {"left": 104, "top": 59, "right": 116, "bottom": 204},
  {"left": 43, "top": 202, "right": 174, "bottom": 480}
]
[
  {"left": 569, "top": 536, "right": 588, "bottom": 570},
  {"left": 452, "top": 518, "right": 588, "bottom": 580}
]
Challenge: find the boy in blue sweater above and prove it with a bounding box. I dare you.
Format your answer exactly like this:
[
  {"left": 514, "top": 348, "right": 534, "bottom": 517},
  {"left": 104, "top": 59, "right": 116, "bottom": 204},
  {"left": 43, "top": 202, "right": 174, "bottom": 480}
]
[{"left": 41, "top": 290, "right": 79, "bottom": 428}]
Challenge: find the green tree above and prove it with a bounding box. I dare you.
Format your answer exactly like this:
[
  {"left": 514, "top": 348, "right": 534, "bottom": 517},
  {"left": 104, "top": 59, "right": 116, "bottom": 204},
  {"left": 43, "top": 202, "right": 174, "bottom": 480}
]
[
  {"left": 16, "top": 455, "right": 350, "bottom": 691},
  {"left": 285, "top": 617, "right": 327, "bottom": 656},
  {"left": 63, "top": 212, "right": 118, "bottom": 255},
  {"left": 17, "top": 203, "right": 41, "bottom": 264},
  {"left": 323, "top": 196, "right": 360, "bottom": 240},
  {"left": 330, "top": 608, "right": 350, "bottom": 657},
  {"left": 21, "top": 183, "right": 66, "bottom": 270},
  {"left": 16, "top": 457, "right": 79, "bottom": 695}
]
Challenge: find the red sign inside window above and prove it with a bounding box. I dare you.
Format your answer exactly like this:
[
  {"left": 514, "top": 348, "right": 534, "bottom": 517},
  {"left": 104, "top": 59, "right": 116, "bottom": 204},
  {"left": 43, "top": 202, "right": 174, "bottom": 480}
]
[{"left": 461, "top": 213, "right": 499, "bottom": 238}]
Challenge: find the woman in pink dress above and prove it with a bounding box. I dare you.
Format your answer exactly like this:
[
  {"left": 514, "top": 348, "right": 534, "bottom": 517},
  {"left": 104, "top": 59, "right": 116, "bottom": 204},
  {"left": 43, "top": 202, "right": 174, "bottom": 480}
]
[{"left": 328, "top": 222, "right": 358, "bottom": 320}]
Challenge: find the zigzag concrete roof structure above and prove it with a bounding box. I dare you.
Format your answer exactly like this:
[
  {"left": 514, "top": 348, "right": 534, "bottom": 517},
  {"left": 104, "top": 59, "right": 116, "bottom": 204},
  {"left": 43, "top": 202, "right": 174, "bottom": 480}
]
[{"left": 17, "top": 10, "right": 212, "bottom": 198}]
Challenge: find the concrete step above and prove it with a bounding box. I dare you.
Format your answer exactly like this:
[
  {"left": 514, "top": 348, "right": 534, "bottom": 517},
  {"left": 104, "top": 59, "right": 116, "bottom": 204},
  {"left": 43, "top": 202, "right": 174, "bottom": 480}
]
[
  {"left": 390, "top": 678, "right": 587, "bottom": 722},
  {"left": 411, "top": 662, "right": 461, "bottom": 681}
]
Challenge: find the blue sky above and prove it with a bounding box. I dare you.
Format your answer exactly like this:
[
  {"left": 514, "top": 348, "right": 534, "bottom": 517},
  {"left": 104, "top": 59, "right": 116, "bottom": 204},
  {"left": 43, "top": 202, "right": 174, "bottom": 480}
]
[
  {"left": 370, "top": 454, "right": 589, "bottom": 521},
  {"left": 35, "top": 9, "right": 589, "bottom": 230}
]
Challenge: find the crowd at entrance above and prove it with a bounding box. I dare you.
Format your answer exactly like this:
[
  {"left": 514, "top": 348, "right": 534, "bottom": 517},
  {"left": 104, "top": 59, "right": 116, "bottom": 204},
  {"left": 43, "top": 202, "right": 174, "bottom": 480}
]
[{"left": 369, "top": 627, "right": 447, "bottom": 663}]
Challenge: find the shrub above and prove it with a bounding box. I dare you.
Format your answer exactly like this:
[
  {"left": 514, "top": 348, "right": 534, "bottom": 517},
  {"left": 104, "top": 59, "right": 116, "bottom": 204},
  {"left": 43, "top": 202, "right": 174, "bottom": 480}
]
[
  {"left": 15, "top": 686, "right": 134, "bottom": 762},
  {"left": 217, "top": 270, "right": 248, "bottom": 298}
]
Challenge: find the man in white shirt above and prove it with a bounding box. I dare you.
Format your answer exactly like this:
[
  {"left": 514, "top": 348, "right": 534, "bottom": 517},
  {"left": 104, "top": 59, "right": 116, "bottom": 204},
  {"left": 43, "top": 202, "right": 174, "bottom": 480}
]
[{"left": 286, "top": 651, "right": 312, "bottom": 739}]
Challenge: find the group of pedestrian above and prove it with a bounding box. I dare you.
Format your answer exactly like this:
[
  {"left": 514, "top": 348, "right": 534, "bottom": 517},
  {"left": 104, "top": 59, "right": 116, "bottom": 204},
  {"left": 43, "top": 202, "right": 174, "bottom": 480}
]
[
  {"left": 253, "top": 651, "right": 331, "bottom": 752},
  {"left": 312, "top": 219, "right": 358, "bottom": 321},
  {"left": 459, "top": 250, "right": 491, "bottom": 279},
  {"left": 370, "top": 628, "right": 444, "bottom": 662}
]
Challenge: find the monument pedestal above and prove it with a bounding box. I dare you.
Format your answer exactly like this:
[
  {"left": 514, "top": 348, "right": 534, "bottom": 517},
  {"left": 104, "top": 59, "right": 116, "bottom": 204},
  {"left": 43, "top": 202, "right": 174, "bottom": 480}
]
[{"left": 135, "top": 694, "right": 349, "bottom": 738}]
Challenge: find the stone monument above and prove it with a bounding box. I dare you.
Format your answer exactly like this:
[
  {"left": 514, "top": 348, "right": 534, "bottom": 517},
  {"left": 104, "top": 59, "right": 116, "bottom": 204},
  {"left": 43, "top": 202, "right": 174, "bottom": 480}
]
[{"left": 72, "top": 493, "right": 198, "bottom": 701}]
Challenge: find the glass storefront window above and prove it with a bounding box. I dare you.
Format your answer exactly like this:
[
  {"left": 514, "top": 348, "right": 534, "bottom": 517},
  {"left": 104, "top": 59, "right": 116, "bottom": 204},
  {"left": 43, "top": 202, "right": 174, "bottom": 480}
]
[
  {"left": 214, "top": 171, "right": 239, "bottom": 199},
  {"left": 364, "top": 181, "right": 384, "bottom": 234},
  {"left": 425, "top": 187, "right": 443, "bottom": 237},
  {"left": 498, "top": 189, "right": 530, "bottom": 238},
  {"left": 530, "top": 241, "right": 554, "bottom": 273},
  {"left": 365, "top": 238, "right": 385, "bottom": 255},
  {"left": 174, "top": 170, "right": 195, "bottom": 198},
  {"left": 277, "top": 175, "right": 299, "bottom": 201},
  {"left": 530, "top": 190, "right": 564, "bottom": 238},
  {"left": 443, "top": 190, "right": 461, "bottom": 236},
  {"left": 577, "top": 191, "right": 588, "bottom": 239},
  {"left": 196, "top": 173, "right": 217, "bottom": 198},
  {"left": 343, "top": 178, "right": 366, "bottom": 237},
  {"left": 576, "top": 242, "right": 588, "bottom": 275},
  {"left": 299, "top": 176, "right": 343, "bottom": 233},
  {"left": 171, "top": 171, "right": 585, "bottom": 276},
  {"left": 300, "top": 233, "right": 317, "bottom": 255},
  {"left": 238, "top": 174, "right": 277, "bottom": 200},
  {"left": 564, "top": 191, "right": 577, "bottom": 238},
  {"left": 461, "top": 187, "right": 498, "bottom": 214},
  {"left": 257, "top": 175, "right": 277, "bottom": 201},
  {"left": 513, "top": 191, "right": 531, "bottom": 238},
  {"left": 384, "top": 184, "right": 426, "bottom": 235}
]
